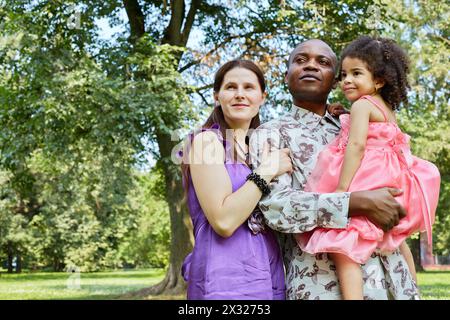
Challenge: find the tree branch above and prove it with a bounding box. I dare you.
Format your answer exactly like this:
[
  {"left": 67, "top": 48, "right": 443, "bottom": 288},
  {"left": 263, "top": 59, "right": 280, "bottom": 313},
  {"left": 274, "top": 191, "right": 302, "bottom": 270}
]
[
  {"left": 186, "top": 83, "right": 213, "bottom": 96},
  {"left": 123, "top": 0, "right": 146, "bottom": 43},
  {"left": 196, "top": 90, "right": 210, "bottom": 106},
  {"left": 431, "top": 34, "right": 450, "bottom": 46},
  {"left": 178, "top": 32, "right": 255, "bottom": 73},
  {"left": 181, "top": 0, "right": 200, "bottom": 46},
  {"left": 195, "top": 83, "right": 213, "bottom": 92},
  {"left": 162, "top": 0, "right": 185, "bottom": 45}
]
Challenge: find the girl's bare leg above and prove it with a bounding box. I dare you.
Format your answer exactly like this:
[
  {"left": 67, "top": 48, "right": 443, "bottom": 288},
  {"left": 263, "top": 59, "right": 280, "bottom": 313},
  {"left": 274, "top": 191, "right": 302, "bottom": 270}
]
[
  {"left": 400, "top": 241, "right": 417, "bottom": 283},
  {"left": 330, "top": 253, "right": 364, "bottom": 300}
]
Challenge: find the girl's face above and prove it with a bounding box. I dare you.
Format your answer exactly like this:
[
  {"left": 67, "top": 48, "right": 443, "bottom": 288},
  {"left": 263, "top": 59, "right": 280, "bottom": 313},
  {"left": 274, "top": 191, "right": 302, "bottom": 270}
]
[
  {"left": 340, "top": 57, "right": 383, "bottom": 102},
  {"left": 214, "top": 67, "right": 266, "bottom": 128}
]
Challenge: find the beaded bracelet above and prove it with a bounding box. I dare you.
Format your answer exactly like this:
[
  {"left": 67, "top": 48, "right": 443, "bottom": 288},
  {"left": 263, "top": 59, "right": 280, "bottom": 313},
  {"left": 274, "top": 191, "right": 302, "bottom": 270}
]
[{"left": 246, "top": 172, "right": 271, "bottom": 196}]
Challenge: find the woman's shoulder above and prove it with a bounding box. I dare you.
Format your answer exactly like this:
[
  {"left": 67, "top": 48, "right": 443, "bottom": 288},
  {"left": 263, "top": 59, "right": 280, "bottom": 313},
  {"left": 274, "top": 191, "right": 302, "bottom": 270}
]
[
  {"left": 190, "top": 130, "right": 224, "bottom": 155},
  {"left": 188, "top": 125, "right": 223, "bottom": 144},
  {"left": 192, "top": 129, "right": 221, "bottom": 142}
]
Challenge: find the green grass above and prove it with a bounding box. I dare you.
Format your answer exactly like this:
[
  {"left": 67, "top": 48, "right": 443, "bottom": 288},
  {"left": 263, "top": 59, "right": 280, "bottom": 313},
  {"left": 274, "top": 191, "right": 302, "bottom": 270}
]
[
  {"left": 417, "top": 271, "right": 450, "bottom": 300},
  {"left": 0, "top": 269, "right": 448, "bottom": 300},
  {"left": 0, "top": 268, "right": 165, "bottom": 300}
]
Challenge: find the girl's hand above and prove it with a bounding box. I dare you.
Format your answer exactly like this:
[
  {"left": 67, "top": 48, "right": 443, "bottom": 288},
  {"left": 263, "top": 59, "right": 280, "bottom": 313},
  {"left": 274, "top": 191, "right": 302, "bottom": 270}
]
[
  {"left": 328, "top": 103, "right": 349, "bottom": 116},
  {"left": 255, "top": 142, "right": 293, "bottom": 182}
]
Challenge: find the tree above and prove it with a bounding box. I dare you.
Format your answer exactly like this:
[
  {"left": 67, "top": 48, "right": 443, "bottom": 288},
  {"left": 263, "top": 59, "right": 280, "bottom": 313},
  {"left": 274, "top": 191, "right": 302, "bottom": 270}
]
[
  {"left": 378, "top": 0, "right": 450, "bottom": 269},
  {"left": 0, "top": 1, "right": 192, "bottom": 276},
  {"left": 119, "top": 168, "right": 171, "bottom": 269},
  {"left": 0, "top": 171, "right": 32, "bottom": 273}
]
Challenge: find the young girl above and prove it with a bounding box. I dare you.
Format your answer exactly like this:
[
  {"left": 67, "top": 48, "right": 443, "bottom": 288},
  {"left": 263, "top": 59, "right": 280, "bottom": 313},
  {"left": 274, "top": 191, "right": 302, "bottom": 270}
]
[{"left": 296, "top": 36, "right": 441, "bottom": 300}]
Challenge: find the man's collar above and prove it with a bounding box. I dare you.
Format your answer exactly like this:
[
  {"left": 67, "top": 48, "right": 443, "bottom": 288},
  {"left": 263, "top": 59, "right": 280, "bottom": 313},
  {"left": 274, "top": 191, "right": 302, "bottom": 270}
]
[{"left": 290, "top": 104, "right": 341, "bottom": 129}]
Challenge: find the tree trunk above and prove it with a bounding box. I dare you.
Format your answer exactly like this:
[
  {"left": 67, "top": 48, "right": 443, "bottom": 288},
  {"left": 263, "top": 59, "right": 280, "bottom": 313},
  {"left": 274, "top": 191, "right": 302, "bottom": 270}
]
[
  {"left": 16, "top": 253, "right": 22, "bottom": 273},
  {"left": 123, "top": 0, "right": 198, "bottom": 298},
  {"left": 53, "top": 257, "right": 61, "bottom": 272},
  {"left": 7, "top": 242, "right": 13, "bottom": 274},
  {"left": 125, "top": 135, "right": 193, "bottom": 299},
  {"left": 150, "top": 134, "right": 193, "bottom": 296}
]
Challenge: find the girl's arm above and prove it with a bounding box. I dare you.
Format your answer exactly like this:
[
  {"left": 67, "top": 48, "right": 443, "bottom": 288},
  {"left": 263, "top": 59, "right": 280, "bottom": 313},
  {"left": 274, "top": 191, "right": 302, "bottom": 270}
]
[
  {"left": 189, "top": 131, "right": 291, "bottom": 238},
  {"left": 400, "top": 241, "right": 418, "bottom": 283},
  {"left": 336, "top": 100, "right": 371, "bottom": 192}
]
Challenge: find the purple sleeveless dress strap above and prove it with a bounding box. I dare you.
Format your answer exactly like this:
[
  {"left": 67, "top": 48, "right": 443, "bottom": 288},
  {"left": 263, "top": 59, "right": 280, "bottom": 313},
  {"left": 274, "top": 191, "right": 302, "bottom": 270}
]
[{"left": 181, "top": 127, "right": 285, "bottom": 300}]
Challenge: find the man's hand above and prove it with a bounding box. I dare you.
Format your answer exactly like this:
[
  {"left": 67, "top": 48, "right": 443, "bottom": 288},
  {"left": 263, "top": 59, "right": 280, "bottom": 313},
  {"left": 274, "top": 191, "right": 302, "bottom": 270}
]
[
  {"left": 349, "top": 188, "right": 407, "bottom": 232},
  {"left": 327, "top": 103, "right": 350, "bottom": 116}
]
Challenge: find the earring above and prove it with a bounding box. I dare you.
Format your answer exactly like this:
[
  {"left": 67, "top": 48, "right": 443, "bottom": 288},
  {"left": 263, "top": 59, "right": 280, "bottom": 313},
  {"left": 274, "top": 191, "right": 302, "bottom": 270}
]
[
  {"left": 215, "top": 101, "right": 220, "bottom": 108},
  {"left": 373, "top": 85, "right": 379, "bottom": 94}
]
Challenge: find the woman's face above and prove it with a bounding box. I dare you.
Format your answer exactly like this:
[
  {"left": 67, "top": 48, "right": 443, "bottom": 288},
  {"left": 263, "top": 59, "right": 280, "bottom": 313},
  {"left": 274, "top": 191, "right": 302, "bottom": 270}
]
[{"left": 214, "top": 67, "right": 266, "bottom": 128}]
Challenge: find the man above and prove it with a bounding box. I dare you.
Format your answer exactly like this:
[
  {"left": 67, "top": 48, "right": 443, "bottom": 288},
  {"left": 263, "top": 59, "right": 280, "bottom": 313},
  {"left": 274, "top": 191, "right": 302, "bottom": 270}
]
[{"left": 249, "top": 39, "right": 419, "bottom": 300}]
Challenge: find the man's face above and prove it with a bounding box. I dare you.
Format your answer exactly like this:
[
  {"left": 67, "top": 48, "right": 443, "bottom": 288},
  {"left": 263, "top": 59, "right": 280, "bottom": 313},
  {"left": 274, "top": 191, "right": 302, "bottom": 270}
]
[{"left": 285, "top": 40, "right": 337, "bottom": 104}]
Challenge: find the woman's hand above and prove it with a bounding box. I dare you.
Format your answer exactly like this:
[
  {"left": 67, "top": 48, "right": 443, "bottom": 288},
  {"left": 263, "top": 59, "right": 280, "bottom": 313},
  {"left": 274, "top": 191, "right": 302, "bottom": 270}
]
[
  {"left": 328, "top": 102, "right": 350, "bottom": 116},
  {"left": 255, "top": 142, "right": 293, "bottom": 183}
]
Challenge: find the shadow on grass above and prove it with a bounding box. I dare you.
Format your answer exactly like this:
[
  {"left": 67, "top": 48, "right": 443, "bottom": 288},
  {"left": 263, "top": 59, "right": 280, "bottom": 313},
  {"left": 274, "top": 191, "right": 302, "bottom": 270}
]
[
  {"left": 0, "top": 269, "right": 171, "bottom": 300},
  {"left": 419, "top": 282, "right": 450, "bottom": 288},
  {"left": 0, "top": 273, "right": 67, "bottom": 281},
  {"left": 57, "top": 293, "right": 186, "bottom": 300},
  {"left": 419, "top": 271, "right": 450, "bottom": 275},
  {"left": 420, "top": 284, "right": 450, "bottom": 290},
  {"left": 0, "top": 269, "right": 165, "bottom": 282},
  {"left": 57, "top": 294, "right": 124, "bottom": 300},
  {"left": 73, "top": 271, "right": 165, "bottom": 280}
]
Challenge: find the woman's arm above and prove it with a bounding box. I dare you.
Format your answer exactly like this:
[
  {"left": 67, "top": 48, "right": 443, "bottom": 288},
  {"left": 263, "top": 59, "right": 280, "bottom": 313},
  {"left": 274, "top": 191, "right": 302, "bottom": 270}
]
[
  {"left": 189, "top": 131, "right": 291, "bottom": 238},
  {"left": 335, "top": 100, "right": 371, "bottom": 192}
]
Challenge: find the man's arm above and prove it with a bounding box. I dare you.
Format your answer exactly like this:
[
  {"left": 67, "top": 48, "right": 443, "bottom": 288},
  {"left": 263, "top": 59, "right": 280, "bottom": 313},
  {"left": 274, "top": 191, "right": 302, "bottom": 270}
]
[
  {"left": 349, "top": 188, "right": 406, "bottom": 232},
  {"left": 249, "top": 126, "right": 406, "bottom": 234},
  {"left": 249, "top": 126, "right": 350, "bottom": 233}
]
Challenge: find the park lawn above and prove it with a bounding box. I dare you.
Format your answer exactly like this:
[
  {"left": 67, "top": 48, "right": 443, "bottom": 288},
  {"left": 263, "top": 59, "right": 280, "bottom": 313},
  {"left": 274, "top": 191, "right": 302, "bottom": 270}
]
[
  {"left": 417, "top": 271, "right": 450, "bottom": 300},
  {"left": 0, "top": 269, "right": 448, "bottom": 300},
  {"left": 0, "top": 268, "right": 165, "bottom": 300}
]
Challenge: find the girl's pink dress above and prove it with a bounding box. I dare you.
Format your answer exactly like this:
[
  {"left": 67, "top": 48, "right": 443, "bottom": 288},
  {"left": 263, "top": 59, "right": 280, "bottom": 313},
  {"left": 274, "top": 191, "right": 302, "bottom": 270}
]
[{"left": 296, "top": 95, "right": 441, "bottom": 264}]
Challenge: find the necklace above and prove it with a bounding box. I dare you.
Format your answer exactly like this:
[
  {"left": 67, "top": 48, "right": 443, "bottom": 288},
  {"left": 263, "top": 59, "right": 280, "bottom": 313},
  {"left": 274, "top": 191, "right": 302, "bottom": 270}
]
[{"left": 233, "top": 134, "right": 249, "bottom": 163}]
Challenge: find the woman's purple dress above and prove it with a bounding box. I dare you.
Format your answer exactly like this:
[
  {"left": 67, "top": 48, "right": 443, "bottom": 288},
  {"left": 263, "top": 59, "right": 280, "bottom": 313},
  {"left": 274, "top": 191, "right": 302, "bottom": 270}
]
[{"left": 181, "top": 132, "right": 285, "bottom": 300}]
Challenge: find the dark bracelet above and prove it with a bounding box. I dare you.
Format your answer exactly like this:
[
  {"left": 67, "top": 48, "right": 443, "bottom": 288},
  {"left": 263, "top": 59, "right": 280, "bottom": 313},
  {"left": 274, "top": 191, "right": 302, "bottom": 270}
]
[{"left": 246, "top": 172, "right": 271, "bottom": 196}]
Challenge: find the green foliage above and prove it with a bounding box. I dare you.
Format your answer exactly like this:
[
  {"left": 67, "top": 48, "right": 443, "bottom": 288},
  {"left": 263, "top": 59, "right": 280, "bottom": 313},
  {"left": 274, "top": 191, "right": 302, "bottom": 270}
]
[
  {"left": 383, "top": 0, "right": 450, "bottom": 255},
  {"left": 119, "top": 169, "right": 171, "bottom": 269},
  {"left": 0, "top": 2, "right": 190, "bottom": 271},
  {"left": 398, "top": 111, "right": 450, "bottom": 255}
]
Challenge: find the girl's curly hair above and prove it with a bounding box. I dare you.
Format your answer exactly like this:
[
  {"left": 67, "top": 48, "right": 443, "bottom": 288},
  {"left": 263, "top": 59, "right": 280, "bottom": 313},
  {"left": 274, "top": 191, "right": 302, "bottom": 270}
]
[{"left": 338, "top": 36, "right": 410, "bottom": 110}]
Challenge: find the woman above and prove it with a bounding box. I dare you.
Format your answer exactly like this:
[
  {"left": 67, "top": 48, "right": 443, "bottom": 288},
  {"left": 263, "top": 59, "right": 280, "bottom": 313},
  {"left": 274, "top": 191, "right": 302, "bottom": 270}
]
[{"left": 181, "top": 60, "right": 293, "bottom": 299}]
